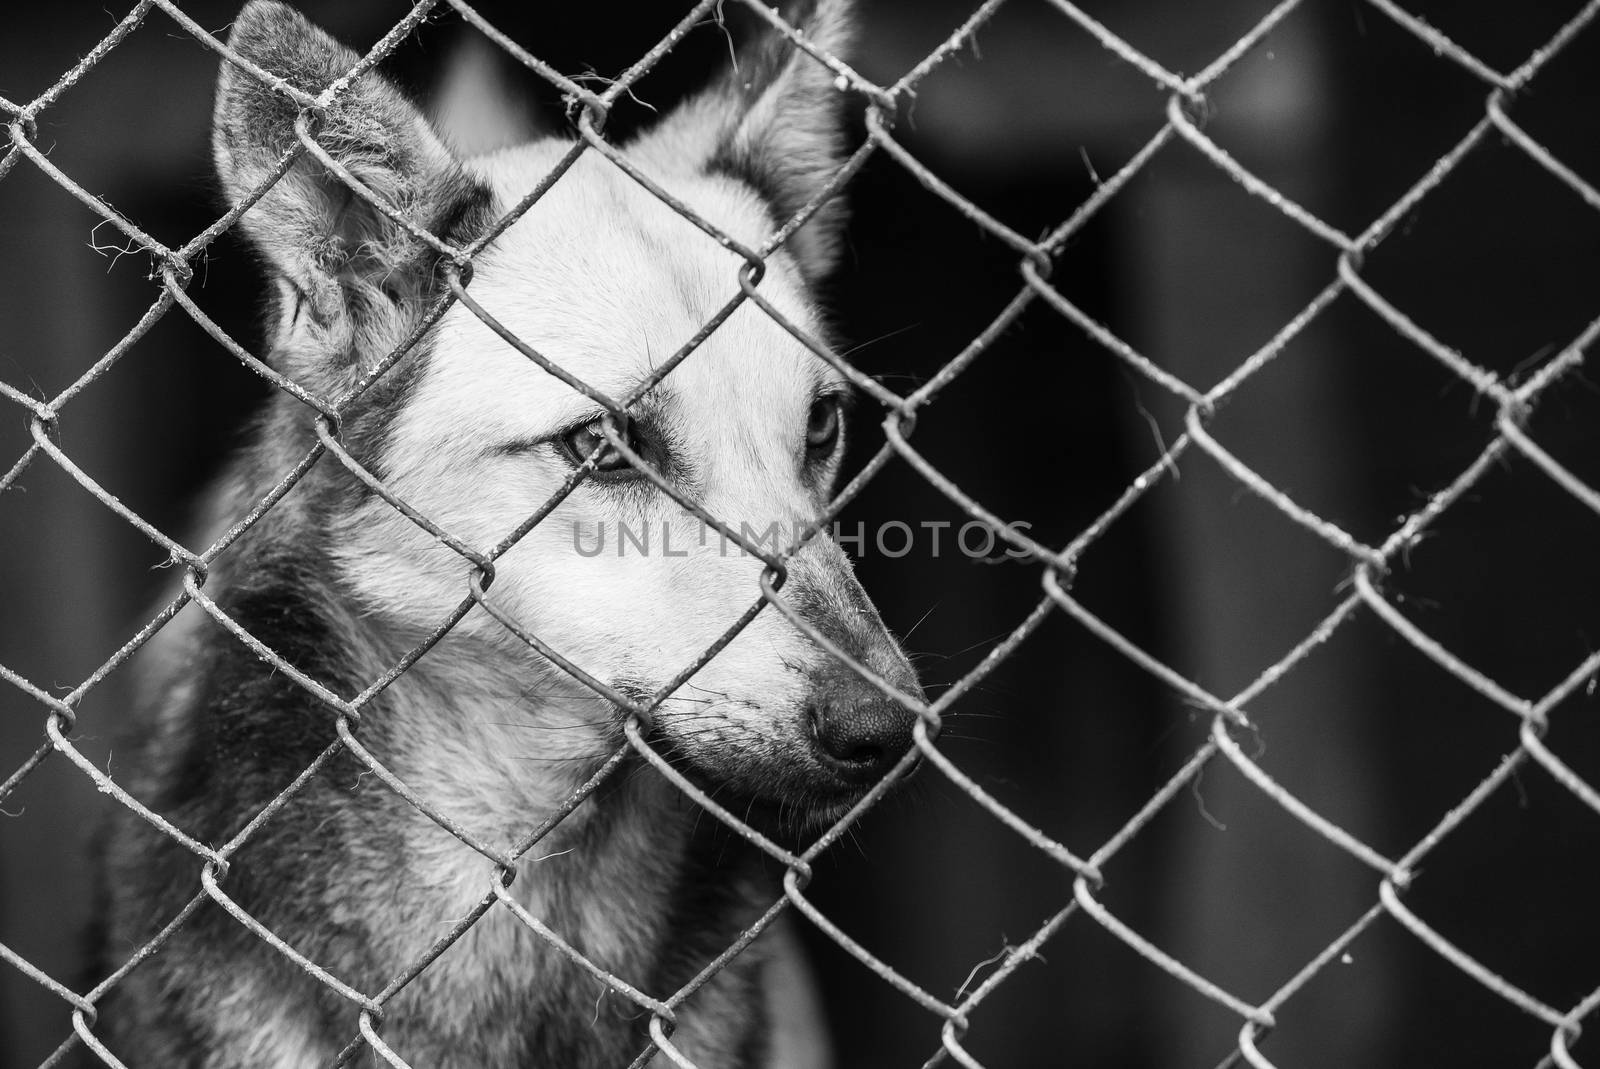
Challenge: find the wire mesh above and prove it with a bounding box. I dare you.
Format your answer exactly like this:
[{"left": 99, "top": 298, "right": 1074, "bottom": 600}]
[{"left": 2, "top": 0, "right": 1599, "bottom": 1066}]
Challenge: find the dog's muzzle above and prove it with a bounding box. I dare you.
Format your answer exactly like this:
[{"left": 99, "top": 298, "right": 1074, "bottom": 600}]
[{"left": 784, "top": 548, "right": 925, "bottom": 794}]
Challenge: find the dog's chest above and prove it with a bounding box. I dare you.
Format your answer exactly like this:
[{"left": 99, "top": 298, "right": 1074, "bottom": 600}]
[{"left": 371, "top": 811, "right": 767, "bottom": 1068}]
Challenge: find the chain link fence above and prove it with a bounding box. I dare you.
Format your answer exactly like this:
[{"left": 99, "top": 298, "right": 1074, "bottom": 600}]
[{"left": 2, "top": 0, "right": 1599, "bottom": 1066}]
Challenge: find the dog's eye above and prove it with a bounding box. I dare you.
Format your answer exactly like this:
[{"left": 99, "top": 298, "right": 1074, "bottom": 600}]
[
  {"left": 564, "top": 419, "right": 640, "bottom": 474},
  {"left": 806, "top": 396, "right": 843, "bottom": 460}
]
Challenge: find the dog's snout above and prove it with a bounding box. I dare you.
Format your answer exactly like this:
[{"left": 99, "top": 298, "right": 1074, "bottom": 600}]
[
  {"left": 807, "top": 691, "right": 917, "bottom": 782},
  {"left": 787, "top": 546, "right": 923, "bottom": 790}
]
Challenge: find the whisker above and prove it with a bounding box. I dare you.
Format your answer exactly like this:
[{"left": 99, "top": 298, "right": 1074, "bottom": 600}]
[
  {"left": 839, "top": 322, "right": 919, "bottom": 360},
  {"left": 899, "top": 601, "right": 941, "bottom": 643}
]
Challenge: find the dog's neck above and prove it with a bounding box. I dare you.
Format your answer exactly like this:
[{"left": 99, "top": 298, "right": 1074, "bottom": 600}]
[
  {"left": 354, "top": 630, "right": 771, "bottom": 1064},
  {"left": 371, "top": 625, "right": 631, "bottom": 828}
]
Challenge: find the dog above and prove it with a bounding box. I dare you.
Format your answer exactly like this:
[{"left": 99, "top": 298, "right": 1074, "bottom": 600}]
[{"left": 98, "top": 1, "right": 922, "bottom": 1066}]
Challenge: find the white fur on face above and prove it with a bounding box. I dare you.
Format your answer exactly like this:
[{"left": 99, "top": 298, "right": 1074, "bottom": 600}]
[{"left": 332, "top": 142, "right": 858, "bottom": 789}]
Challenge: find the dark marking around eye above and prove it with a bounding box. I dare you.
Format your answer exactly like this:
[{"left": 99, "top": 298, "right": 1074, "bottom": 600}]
[
  {"left": 805, "top": 390, "right": 850, "bottom": 463},
  {"left": 563, "top": 418, "right": 643, "bottom": 474},
  {"left": 488, "top": 403, "right": 688, "bottom": 492}
]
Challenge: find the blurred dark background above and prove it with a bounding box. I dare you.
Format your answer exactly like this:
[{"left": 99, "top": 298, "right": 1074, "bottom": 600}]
[{"left": 2, "top": 1, "right": 1599, "bottom": 1066}]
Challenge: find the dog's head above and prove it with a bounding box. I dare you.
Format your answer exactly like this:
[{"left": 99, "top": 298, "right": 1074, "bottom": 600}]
[{"left": 213, "top": 0, "right": 921, "bottom": 817}]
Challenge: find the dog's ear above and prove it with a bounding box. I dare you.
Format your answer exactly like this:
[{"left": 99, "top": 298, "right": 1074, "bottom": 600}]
[
  {"left": 633, "top": 0, "right": 855, "bottom": 282},
  {"left": 214, "top": 1, "right": 489, "bottom": 386}
]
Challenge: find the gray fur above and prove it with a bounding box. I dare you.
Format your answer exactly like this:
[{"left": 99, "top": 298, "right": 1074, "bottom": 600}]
[{"left": 214, "top": 1, "right": 489, "bottom": 395}]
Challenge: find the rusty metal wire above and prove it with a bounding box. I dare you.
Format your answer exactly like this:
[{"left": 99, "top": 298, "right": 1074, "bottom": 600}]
[{"left": 2, "top": 1, "right": 1599, "bottom": 1066}]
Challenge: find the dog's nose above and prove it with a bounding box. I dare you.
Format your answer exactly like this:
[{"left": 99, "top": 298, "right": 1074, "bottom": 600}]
[{"left": 806, "top": 681, "right": 919, "bottom": 783}]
